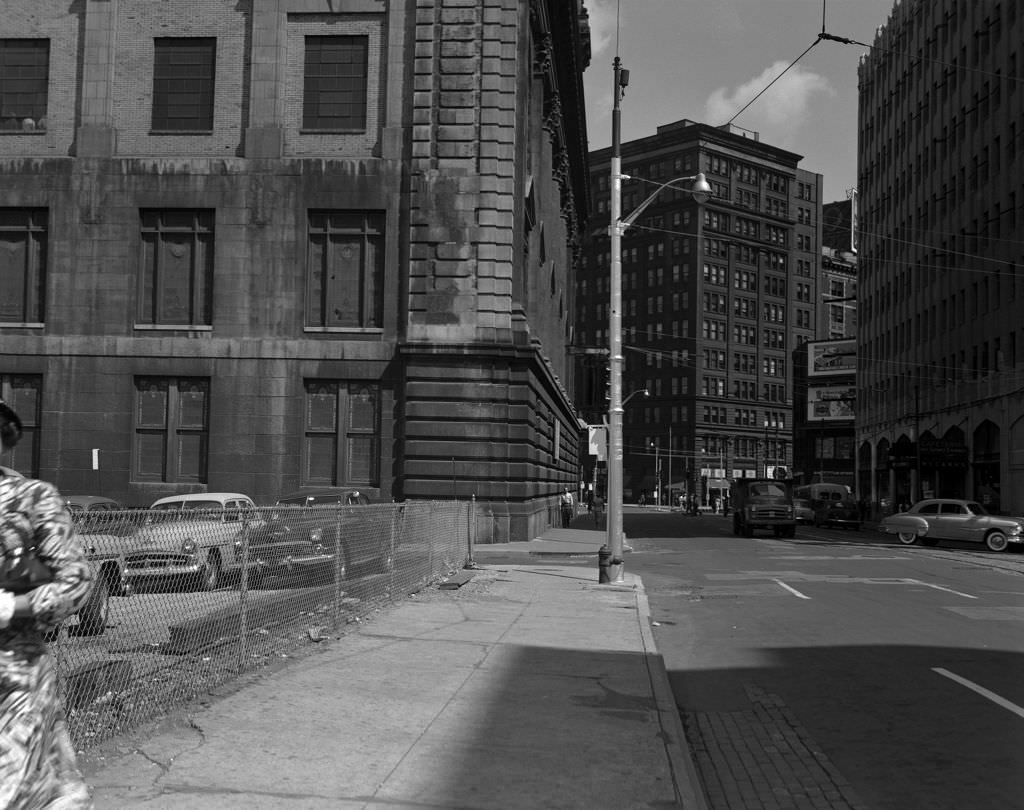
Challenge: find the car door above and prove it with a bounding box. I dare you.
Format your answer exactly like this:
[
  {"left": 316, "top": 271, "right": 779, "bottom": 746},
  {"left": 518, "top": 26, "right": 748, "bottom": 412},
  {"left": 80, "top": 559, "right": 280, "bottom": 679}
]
[{"left": 937, "top": 502, "right": 971, "bottom": 540}]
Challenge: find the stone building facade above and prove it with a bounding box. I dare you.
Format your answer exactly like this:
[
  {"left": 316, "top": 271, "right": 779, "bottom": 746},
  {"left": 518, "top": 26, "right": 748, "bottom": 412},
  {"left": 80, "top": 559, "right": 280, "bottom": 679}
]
[
  {"left": 857, "top": 0, "right": 1023, "bottom": 513},
  {"left": 577, "top": 120, "right": 822, "bottom": 505},
  {"left": 0, "top": 0, "right": 591, "bottom": 541}
]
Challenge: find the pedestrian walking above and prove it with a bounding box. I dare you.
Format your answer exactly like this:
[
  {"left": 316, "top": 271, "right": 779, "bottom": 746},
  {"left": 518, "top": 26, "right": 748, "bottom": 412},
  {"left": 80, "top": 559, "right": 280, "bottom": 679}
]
[
  {"left": 592, "top": 493, "right": 605, "bottom": 525},
  {"left": 559, "top": 487, "right": 574, "bottom": 528},
  {"left": 0, "top": 400, "right": 95, "bottom": 809}
]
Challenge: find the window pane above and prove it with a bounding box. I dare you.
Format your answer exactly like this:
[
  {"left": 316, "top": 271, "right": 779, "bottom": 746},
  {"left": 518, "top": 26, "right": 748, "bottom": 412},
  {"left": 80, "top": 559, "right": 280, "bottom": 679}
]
[
  {"left": 0, "top": 209, "right": 46, "bottom": 322},
  {"left": 178, "top": 381, "right": 207, "bottom": 428},
  {"left": 303, "top": 36, "right": 368, "bottom": 130},
  {"left": 136, "top": 433, "right": 166, "bottom": 479},
  {"left": 306, "top": 383, "right": 337, "bottom": 430},
  {"left": 0, "top": 231, "right": 28, "bottom": 320},
  {"left": 158, "top": 233, "right": 194, "bottom": 322},
  {"left": 139, "top": 210, "right": 213, "bottom": 325},
  {"left": 305, "top": 435, "right": 336, "bottom": 483},
  {"left": 364, "top": 234, "right": 383, "bottom": 327},
  {"left": 346, "top": 435, "right": 373, "bottom": 484},
  {"left": 0, "top": 40, "right": 49, "bottom": 130},
  {"left": 137, "top": 380, "right": 168, "bottom": 427},
  {"left": 327, "top": 236, "right": 361, "bottom": 326},
  {"left": 152, "top": 38, "right": 215, "bottom": 130},
  {"left": 348, "top": 385, "right": 376, "bottom": 431},
  {"left": 176, "top": 432, "right": 206, "bottom": 482},
  {"left": 306, "top": 235, "right": 327, "bottom": 326}
]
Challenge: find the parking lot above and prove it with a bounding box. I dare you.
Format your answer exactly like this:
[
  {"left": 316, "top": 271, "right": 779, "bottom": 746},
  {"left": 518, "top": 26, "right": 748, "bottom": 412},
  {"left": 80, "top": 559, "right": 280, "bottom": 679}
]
[{"left": 55, "top": 501, "right": 475, "bottom": 749}]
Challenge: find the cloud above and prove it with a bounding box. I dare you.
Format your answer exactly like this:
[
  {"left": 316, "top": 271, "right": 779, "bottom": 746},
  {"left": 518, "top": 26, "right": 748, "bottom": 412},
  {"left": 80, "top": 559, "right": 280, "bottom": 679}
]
[
  {"left": 585, "top": 0, "right": 618, "bottom": 56},
  {"left": 704, "top": 62, "right": 835, "bottom": 145}
]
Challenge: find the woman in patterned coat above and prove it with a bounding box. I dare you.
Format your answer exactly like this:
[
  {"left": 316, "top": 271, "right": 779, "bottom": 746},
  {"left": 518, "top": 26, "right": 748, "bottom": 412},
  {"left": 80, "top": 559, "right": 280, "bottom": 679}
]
[{"left": 0, "top": 402, "right": 94, "bottom": 809}]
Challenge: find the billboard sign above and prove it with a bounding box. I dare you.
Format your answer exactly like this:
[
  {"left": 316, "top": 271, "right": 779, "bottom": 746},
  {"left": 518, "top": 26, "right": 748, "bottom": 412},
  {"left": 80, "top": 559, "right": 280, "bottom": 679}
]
[
  {"left": 808, "top": 339, "right": 856, "bottom": 377},
  {"left": 808, "top": 385, "right": 855, "bottom": 421}
]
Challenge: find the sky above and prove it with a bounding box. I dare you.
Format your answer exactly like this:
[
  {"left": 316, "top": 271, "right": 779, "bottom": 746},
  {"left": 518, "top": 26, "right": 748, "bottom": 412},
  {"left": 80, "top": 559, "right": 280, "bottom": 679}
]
[{"left": 583, "top": 0, "right": 900, "bottom": 203}]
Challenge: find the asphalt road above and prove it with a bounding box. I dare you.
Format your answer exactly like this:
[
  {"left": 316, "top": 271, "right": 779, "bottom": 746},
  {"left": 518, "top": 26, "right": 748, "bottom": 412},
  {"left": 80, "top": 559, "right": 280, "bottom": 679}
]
[{"left": 624, "top": 509, "right": 1024, "bottom": 810}]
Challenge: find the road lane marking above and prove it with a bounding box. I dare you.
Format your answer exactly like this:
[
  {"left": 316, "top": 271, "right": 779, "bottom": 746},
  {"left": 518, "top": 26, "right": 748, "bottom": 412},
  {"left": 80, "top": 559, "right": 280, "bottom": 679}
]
[
  {"left": 772, "top": 578, "right": 810, "bottom": 599},
  {"left": 933, "top": 668, "right": 1024, "bottom": 720},
  {"left": 903, "top": 579, "right": 977, "bottom": 599}
]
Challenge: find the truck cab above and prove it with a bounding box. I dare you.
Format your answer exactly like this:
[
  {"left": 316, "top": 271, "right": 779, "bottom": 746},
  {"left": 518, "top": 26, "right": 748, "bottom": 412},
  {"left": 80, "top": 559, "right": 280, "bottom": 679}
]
[{"left": 730, "top": 478, "right": 796, "bottom": 538}]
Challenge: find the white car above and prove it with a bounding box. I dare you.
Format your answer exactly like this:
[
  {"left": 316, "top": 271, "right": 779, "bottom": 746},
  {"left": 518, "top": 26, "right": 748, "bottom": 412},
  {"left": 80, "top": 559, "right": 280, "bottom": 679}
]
[
  {"left": 124, "top": 493, "right": 262, "bottom": 590},
  {"left": 879, "top": 499, "right": 1024, "bottom": 552}
]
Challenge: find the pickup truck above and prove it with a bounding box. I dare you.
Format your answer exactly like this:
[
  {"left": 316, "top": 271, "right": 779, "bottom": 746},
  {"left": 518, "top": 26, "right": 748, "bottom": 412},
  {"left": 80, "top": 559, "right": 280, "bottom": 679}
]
[{"left": 730, "top": 478, "right": 797, "bottom": 538}]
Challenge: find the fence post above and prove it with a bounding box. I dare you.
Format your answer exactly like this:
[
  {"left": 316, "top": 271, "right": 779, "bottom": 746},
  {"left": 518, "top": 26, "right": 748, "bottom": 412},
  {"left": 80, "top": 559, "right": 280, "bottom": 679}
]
[
  {"left": 468, "top": 495, "right": 476, "bottom": 567},
  {"left": 333, "top": 505, "right": 344, "bottom": 626},
  {"left": 237, "top": 512, "right": 251, "bottom": 672}
]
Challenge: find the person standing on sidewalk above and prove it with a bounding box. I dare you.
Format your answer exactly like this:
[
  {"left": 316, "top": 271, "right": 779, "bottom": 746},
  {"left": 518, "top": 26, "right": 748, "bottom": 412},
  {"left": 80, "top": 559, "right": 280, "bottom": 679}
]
[
  {"left": 559, "top": 487, "right": 575, "bottom": 528},
  {"left": 0, "top": 401, "right": 95, "bottom": 809}
]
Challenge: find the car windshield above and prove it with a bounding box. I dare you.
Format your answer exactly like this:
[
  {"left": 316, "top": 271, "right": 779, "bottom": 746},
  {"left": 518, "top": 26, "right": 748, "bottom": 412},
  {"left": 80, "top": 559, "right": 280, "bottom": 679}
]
[
  {"left": 749, "top": 483, "right": 787, "bottom": 497},
  {"left": 964, "top": 502, "right": 988, "bottom": 515}
]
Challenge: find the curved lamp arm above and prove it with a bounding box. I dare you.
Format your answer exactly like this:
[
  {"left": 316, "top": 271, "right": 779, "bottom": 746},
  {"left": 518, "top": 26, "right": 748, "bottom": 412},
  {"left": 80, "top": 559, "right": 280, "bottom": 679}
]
[{"left": 618, "top": 173, "right": 712, "bottom": 232}]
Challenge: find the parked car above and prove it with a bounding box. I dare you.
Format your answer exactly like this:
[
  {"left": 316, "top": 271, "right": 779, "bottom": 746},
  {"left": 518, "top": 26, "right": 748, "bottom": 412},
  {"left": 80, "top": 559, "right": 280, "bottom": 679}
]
[
  {"left": 124, "top": 493, "right": 262, "bottom": 590},
  {"left": 793, "top": 498, "right": 815, "bottom": 525},
  {"left": 879, "top": 499, "right": 1024, "bottom": 552},
  {"left": 813, "top": 498, "right": 862, "bottom": 530},
  {"left": 250, "top": 489, "right": 394, "bottom": 584},
  {"left": 65, "top": 495, "right": 134, "bottom": 635}
]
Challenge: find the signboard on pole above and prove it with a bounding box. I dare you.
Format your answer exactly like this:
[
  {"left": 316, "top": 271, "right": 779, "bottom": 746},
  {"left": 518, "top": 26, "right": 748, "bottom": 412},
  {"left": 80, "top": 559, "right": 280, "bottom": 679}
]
[{"left": 588, "top": 425, "right": 607, "bottom": 461}]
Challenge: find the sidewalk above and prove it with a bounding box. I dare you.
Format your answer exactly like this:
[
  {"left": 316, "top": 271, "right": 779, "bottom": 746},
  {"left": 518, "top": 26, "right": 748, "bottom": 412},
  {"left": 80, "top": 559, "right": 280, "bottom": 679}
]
[{"left": 84, "top": 527, "right": 708, "bottom": 809}]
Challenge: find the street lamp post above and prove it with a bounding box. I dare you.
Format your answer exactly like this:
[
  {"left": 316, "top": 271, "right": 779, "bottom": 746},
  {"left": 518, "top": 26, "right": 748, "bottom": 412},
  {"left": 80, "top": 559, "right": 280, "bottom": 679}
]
[
  {"left": 606, "top": 56, "right": 710, "bottom": 582},
  {"left": 650, "top": 440, "right": 661, "bottom": 506}
]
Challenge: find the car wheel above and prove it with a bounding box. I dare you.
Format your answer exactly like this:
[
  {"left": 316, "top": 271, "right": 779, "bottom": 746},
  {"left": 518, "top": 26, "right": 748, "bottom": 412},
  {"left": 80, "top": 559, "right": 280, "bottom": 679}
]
[
  {"left": 198, "top": 552, "right": 222, "bottom": 591},
  {"left": 76, "top": 573, "right": 111, "bottom": 636},
  {"left": 896, "top": 531, "right": 918, "bottom": 545},
  {"left": 985, "top": 531, "right": 1009, "bottom": 552}
]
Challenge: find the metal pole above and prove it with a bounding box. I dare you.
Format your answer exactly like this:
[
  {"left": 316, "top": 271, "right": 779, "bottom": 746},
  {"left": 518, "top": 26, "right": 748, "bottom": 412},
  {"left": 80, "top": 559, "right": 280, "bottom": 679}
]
[
  {"left": 667, "top": 426, "right": 673, "bottom": 509},
  {"left": 607, "top": 56, "right": 626, "bottom": 582}
]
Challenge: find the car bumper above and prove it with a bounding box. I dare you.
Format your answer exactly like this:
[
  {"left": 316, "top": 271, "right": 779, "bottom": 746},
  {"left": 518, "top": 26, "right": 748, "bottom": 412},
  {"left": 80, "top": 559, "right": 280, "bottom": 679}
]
[
  {"left": 125, "top": 557, "right": 203, "bottom": 580},
  {"left": 255, "top": 553, "right": 334, "bottom": 574}
]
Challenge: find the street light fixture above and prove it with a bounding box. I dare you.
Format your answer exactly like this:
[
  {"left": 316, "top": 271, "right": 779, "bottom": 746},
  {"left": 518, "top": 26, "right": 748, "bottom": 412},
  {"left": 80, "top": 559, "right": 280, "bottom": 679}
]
[{"left": 605, "top": 58, "right": 710, "bottom": 583}]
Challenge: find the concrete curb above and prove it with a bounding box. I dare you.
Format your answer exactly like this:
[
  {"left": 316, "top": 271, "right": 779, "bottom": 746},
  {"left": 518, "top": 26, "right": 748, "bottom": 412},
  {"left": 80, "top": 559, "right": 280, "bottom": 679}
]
[{"left": 631, "top": 574, "right": 710, "bottom": 810}]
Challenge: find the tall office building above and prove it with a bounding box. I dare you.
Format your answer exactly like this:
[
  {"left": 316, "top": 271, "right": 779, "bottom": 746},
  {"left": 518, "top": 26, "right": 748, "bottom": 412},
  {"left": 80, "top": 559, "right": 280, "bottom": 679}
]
[
  {"left": 857, "top": 0, "right": 1023, "bottom": 513},
  {"left": 577, "top": 120, "right": 822, "bottom": 505},
  {"left": 0, "top": 1, "right": 592, "bottom": 542}
]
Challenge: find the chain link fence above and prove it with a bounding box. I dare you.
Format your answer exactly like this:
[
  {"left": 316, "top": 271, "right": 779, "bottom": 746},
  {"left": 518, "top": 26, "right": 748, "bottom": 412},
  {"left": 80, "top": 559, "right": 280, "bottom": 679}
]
[{"left": 54, "top": 500, "right": 475, "bottom": 750}]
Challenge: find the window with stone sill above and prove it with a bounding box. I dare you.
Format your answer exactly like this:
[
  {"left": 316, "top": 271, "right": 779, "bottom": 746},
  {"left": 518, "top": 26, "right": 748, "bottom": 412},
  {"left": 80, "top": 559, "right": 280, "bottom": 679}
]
[
  {"left": 0, "top": 40, "right": 48, "bottom": 132},
  {"left": 152, "top": 38, "right": 216, "bottom": 132},
  {"left": 0, "top": 209, "right": 46, "bottom": 324},
  {"left": 139, "top": 210, "right": 214, "bottom": 327},
  {"left": 306, "top": 211, "right": 384, "bottom": 329},
  {"left": 133, "top": 377, "right": 209, "bottom": 483},
  {"left": 303, "top": 36, "right": 368, "bottom": 132},
  {"left": 303, "top": 381, "right": 379, "bottom": 487}
]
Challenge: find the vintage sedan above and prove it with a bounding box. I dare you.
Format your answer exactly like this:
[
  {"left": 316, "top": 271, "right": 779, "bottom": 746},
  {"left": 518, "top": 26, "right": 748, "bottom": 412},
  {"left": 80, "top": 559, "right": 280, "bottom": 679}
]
[
  {"left": 250, "top": 489, "right": 394, "bottom": 584},
  {"left": 879, "top": 499, "right": 1024, "bottom": 552},
  {"left": 124, "top": 493, "right": 262, "bottom": 590},
  {"left": 813, "top": 498, "right": 862, "bottom": 530},
  {"left": 792, "top": 498, "right": 815, "bottom": 525},
  {"left": 65, "top": 495, "right": 135, "bottom": 635}
]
